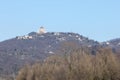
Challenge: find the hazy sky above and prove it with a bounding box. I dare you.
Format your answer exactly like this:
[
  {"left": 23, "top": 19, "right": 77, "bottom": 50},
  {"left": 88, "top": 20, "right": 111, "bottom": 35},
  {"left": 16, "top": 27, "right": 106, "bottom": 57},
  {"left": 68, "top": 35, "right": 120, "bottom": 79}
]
[{"left": 0, "top": 0, "right": 120, "bottom": 42}]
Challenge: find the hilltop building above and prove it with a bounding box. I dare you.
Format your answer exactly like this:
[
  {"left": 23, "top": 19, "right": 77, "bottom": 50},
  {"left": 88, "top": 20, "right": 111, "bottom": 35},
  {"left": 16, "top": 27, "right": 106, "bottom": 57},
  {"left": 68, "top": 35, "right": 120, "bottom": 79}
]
[{"left": 38, "top": 26, "right": 46, "bottom": 34}]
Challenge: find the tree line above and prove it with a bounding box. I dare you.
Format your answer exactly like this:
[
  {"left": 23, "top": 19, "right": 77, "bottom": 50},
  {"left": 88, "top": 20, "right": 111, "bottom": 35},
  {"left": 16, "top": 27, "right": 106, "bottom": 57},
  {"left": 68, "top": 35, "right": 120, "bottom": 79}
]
[{"left": 16, "top": 47, "right": 120, "bottom": 80}]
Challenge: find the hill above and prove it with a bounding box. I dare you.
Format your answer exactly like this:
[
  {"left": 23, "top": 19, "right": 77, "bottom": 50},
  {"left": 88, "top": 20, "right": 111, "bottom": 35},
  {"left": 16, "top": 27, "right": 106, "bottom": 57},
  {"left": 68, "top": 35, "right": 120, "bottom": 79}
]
[
  {"left": 0, "top": 32, "right": 99, "bottom": 76},
  {"left": 0, "top": 31, "right": 120, "bottom": 78}
]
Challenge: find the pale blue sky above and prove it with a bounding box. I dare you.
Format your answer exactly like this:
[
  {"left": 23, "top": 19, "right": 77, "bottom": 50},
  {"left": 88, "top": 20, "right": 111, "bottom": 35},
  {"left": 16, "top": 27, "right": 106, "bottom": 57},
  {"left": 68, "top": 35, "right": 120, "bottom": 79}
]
[{"left": 0, "top": 0, "right": 120, "bottom": 42}]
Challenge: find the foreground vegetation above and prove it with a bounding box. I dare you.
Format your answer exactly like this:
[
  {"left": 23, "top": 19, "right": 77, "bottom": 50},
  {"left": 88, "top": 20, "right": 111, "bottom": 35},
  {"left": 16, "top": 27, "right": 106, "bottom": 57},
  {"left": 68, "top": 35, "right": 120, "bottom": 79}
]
[{"left": 16, "top": 48, "right": 120, "bottom": 80}]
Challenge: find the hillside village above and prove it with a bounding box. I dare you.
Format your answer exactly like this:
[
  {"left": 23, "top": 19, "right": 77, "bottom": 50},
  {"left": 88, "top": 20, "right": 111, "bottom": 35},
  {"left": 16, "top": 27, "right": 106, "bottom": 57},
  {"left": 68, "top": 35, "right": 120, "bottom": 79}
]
[{"left": 16, "top": 27, "right": 46, "bottom": 40}]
